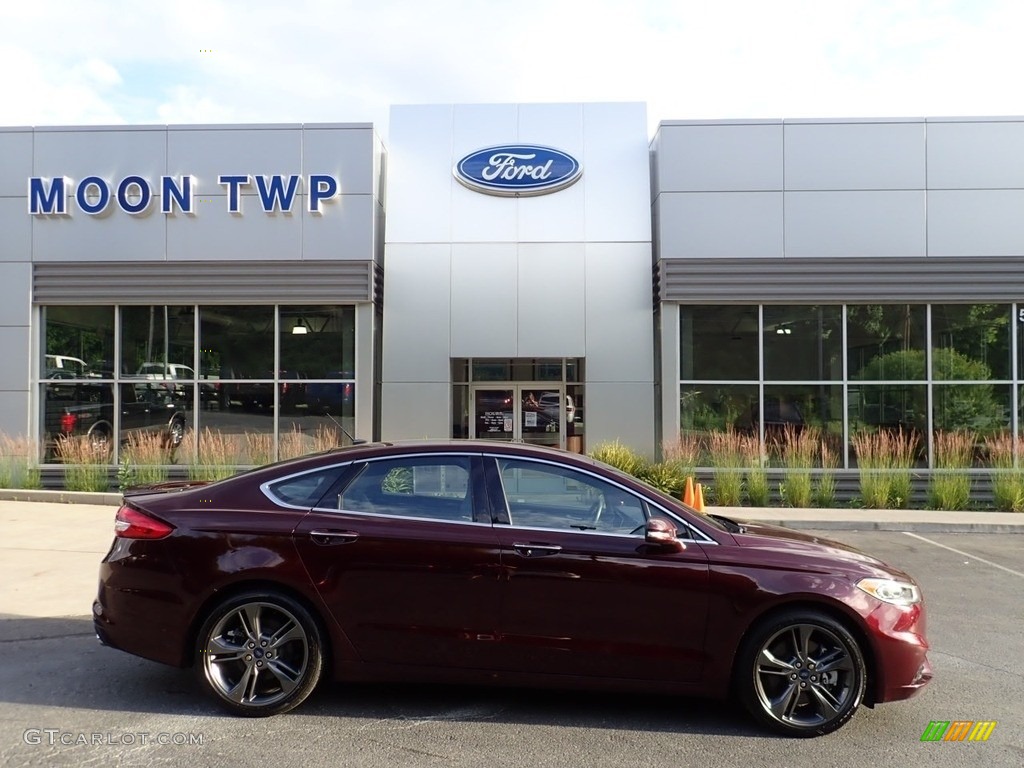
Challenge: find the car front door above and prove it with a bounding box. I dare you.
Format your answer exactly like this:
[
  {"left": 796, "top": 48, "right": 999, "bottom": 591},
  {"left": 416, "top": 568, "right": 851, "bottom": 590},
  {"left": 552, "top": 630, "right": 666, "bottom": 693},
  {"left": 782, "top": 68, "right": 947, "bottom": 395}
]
[
  {"left": 486, "top": 455, "right": 711, "bottom": 682},
  {"left": 291, "top": 453, "right": 504, "bottom": 670}
]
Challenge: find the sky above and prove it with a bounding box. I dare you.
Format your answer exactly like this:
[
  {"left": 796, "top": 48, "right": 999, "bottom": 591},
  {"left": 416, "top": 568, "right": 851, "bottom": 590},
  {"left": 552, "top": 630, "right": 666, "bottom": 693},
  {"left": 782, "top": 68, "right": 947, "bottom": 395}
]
[{"left": 2, "top": 0, "right": 1022, "bottom": 140}]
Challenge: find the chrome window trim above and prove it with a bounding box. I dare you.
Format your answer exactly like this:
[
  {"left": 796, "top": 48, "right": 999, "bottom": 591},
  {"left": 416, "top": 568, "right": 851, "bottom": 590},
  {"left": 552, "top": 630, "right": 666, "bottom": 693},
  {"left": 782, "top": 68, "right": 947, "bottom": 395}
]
[
  {"left": 311, "top": 451, "right": 483, "bottom": 523},
  {"left": 488, "top": 453, "right": 718, "bottom": 544},
  {"left": 305, "top": 508, "right": 493, "bottom": 527},
  {"left": 260, "top": 462, "right": 355, "bottom": 511}
]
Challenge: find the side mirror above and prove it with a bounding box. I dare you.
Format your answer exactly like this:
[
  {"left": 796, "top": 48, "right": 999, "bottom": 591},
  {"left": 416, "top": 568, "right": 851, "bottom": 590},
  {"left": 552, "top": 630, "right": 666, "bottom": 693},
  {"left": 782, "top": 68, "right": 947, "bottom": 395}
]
[{"left": 645, "top": 518, "right": 685, "bottom": 551}]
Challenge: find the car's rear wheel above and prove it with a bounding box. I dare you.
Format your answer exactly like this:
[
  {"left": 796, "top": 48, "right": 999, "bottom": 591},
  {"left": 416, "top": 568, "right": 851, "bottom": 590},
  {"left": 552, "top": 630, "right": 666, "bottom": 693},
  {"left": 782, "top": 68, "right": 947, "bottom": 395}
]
[
  {"left": 736, "top": 610, "right": 866, "bottom": 737},
  {"left": 195, "top": 592, "right": 324, "bottom": 717}
]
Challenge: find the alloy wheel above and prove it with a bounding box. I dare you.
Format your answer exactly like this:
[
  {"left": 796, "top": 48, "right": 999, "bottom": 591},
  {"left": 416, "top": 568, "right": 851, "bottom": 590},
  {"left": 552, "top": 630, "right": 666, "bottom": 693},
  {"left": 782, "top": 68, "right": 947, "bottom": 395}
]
[
  {"left": 198, "top": 596, "right": 322, "bottom": 715},
  {"left": 738, "top": 612, "right": 866, "bottom": 736}
]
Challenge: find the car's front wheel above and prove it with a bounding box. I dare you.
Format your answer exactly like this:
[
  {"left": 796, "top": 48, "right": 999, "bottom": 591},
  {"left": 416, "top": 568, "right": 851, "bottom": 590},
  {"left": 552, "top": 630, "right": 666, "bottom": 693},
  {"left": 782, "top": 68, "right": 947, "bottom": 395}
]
[
  {"left": 195, "top": 592, "right": 324, "bottom": 717},
  {"left": 736, "top": 610, "right": 866, "bottom": 737}
]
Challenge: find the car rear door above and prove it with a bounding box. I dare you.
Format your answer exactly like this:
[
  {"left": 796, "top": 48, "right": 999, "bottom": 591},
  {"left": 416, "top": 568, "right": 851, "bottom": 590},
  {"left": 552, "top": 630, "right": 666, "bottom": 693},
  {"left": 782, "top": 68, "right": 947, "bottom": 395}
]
[
  {"left": 291, "top": 453, "right": 504, "bottom": 670},
  {"left": 485, "top": 455, "right": 711, "bottom": 682}
]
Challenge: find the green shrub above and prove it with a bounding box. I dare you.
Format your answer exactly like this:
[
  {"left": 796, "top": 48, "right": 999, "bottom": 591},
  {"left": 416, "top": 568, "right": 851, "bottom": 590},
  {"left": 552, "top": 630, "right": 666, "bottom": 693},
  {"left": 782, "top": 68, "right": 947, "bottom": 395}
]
[
  {"left": 638, "top": 461, "right": 685, "bottom": 498},
  {"left": 589, "top": 441, "right": 650, "bottom": 478}
]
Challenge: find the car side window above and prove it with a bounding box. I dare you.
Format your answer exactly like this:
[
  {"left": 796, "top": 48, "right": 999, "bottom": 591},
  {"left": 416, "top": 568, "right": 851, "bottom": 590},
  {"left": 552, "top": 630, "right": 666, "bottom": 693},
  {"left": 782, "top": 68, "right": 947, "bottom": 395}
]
[
  {"left": 496, "top": 458, "right": 646, "bottom": 534},
  {"left": 338, "top": 456, "right": 476, "bottom": 522},
  {"left": 266, "top": 467, "right": 345, "bottom": 508}
]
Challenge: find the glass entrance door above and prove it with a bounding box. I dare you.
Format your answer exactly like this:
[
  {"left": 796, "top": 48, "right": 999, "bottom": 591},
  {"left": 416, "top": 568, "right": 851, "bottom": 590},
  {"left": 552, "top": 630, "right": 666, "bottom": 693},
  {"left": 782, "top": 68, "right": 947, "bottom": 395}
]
[{"left": 472, "top": 385, "right": 565, "bottom": 448}]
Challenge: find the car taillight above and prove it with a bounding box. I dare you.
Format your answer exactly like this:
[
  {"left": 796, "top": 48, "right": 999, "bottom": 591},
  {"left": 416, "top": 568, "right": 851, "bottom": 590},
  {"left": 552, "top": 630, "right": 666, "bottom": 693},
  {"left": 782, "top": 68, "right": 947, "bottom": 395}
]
[
  {"left": 114, "top": 505, "right": 174, "bottom": 539},
  {"left": 60, "top": 412, "right": 77, "bottom": 433}
]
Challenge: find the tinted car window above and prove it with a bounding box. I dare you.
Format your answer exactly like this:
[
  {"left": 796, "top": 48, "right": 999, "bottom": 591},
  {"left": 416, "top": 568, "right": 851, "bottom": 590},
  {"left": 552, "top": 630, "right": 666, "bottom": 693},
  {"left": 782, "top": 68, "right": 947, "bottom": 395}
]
[
  {"left": 338, "top": 456, "right": 476, "bottom": 522},
  {"left": 266, "top": 467, "right": 344, "bottom": 508},
  {"left": 496, "top": 458, "right": 646, "bottom": 534}
]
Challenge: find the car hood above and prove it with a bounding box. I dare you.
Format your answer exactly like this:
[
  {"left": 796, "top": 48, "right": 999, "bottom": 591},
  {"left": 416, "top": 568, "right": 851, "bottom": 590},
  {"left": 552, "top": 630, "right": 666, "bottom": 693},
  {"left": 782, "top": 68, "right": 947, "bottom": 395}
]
[{"left": 723, "top": 519, "right": 912, "bottom": 580}]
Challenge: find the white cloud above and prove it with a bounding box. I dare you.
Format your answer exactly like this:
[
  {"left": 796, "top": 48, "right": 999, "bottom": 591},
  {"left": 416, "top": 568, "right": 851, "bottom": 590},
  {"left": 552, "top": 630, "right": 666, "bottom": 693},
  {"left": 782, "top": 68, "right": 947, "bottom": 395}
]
[{"left": 2, "top": 0, "right": 1023, "bottom": 137}]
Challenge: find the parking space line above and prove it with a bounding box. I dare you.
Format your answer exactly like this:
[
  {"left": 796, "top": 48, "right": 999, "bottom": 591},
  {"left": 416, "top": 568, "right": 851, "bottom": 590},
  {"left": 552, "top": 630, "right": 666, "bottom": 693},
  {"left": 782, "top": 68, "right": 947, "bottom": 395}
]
[{"left": 903, "top": 532, "right": 1024, "bottom": 578}]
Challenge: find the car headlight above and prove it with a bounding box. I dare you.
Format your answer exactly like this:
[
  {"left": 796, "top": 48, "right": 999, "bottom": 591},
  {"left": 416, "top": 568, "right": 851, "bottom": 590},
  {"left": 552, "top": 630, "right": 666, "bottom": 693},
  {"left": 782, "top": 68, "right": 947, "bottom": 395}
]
[{"left": 857, "top": 578, "right": 921, "bottom": 607}]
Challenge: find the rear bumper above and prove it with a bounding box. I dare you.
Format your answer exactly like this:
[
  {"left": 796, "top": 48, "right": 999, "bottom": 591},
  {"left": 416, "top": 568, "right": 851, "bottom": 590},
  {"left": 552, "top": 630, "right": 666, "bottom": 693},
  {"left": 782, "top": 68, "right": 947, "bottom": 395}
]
[{"left": 93, "top": 542, "right": 192, "bottom": 668}]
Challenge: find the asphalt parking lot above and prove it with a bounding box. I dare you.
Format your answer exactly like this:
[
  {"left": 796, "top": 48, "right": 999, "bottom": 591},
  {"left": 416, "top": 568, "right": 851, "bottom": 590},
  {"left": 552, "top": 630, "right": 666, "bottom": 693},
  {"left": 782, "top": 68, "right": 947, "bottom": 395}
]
[{"left": 1, "top": 528, "right": 1021, "bottom": 768}]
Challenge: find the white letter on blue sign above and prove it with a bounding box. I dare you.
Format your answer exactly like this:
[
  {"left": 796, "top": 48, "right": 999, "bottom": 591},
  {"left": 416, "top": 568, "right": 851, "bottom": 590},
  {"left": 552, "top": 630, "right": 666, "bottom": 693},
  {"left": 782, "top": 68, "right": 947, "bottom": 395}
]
[
  {"left": 256, "top": 175, "right": 300, "bottom": 213},
  {"left": 77, "top": 176, "right": 111, "bottom": 215},
  {"left": 161, "top": 176, "right": 194, "bottom": 214},
  {"left": 28, "top": 177, "right": 68, "bottom": 215},
  {"left": 116, "top": 176, "right": 152, "bottom": 214},
  {"left": 218, "top": 175, "right": 251, "bottom": 214},
  {"left": 307, "top": 174, "right": 338, "bottom": 213}
]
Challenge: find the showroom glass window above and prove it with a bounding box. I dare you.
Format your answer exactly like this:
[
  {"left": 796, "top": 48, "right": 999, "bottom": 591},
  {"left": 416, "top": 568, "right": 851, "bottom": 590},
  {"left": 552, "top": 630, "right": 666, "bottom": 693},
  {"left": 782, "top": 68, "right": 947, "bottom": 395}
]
[
  {"left": 679, "top": 306, "right": 759, "bottom": 433},
  {"left": 679, "top": 302, "right": 1022, "bottom": 468},
  {"left": 930, "top": 304, "right": 1011, "bottom": 436},
  {"left": 39, "top": 305, "right": 357, "bottom": 464},
  {"left": 40, "top": 307, "right": 116, "bottom": 461}
]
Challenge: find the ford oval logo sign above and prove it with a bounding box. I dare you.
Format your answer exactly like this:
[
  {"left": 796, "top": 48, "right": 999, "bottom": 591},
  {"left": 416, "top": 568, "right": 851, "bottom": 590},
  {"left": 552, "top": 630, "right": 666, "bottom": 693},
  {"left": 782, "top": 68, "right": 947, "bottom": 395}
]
[{"left": 454, "top": 145, "right": 582, "bottom": 197}]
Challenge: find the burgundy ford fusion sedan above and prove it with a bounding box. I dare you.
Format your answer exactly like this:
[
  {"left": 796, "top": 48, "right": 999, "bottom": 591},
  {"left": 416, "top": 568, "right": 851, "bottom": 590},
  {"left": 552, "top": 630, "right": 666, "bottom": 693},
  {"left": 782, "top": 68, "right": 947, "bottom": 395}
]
[{"left": 94, "top": 441, "right": 931, "bottom": 737}]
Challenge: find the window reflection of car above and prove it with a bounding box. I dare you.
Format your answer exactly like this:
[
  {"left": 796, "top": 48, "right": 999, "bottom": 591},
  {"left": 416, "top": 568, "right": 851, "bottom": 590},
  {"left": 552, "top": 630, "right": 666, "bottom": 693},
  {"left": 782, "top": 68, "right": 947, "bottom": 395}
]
[
  {"left": 305, "top": 371, "right": 355, "bottom": 415},
  {"left": 538, "top": 393, "right": 575, "bottom": 425},
  {"left": 137, "top": 362, "right": 214, "bottom": 404},
  {"left": 45, "top": 382, "right": 186, "bottom": 456},
  {"left": 232, "top": 371, "right": 307, "bottom": 412},
  {"left": 45, "top": 354, "right": 89, "bottom": 378}
]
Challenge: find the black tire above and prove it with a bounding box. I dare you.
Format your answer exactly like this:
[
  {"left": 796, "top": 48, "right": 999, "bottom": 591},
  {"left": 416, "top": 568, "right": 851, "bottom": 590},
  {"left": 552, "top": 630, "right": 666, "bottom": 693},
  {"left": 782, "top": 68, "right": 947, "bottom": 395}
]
[
  {"left": 194, "top": 591, "right": 324, "bottom": 717},
  {"left": 735, "top": 610, "right": 866, "bottom": 737}
]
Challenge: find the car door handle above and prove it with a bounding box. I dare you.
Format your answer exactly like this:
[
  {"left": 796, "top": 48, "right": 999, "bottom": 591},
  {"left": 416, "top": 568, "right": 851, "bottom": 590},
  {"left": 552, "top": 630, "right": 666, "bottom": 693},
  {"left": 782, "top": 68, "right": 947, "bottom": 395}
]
[
  {"left": 309, "top": 529, "right": 359, "bottom": 545},
  {"left": 512, "top": 543, "right": 562, "bottom": 558}
]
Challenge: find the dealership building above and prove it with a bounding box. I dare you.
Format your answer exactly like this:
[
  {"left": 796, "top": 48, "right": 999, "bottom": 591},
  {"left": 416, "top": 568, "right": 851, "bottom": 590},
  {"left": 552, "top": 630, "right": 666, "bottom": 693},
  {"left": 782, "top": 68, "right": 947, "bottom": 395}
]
[{"left": 2, "top": 103, "right": 1023, "bottom": 471}]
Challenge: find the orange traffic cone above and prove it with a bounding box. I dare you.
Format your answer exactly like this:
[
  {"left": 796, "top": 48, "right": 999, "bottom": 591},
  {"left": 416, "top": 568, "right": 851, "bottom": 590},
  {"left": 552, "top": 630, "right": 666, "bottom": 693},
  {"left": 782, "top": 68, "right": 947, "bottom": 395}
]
[
  {"left": 682, "top": 476, "right": 695, "bottom": 507},
  {"left": 694, "top": 482, "right": 706, "bottom": 514}
]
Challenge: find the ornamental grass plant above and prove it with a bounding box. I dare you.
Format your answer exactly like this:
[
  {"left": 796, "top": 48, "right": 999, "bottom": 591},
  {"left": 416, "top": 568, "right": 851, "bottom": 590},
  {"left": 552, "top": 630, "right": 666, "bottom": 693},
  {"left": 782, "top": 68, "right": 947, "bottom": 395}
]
[
  {"left": 927, "top": 430, "right": 974, "bottom": 511},
  {"left": 181, "top": 428, "right": 243, "bottom": 482},
  {"left": 851, "top": 428, "right": 918, "bottom": 509},
  {"left": 744, "top": 436, "right": 770, "bottom": 507},
  {"left": 814, "top": 440, "right": 839, "bottom": 508},
  {"left": 778, "top": 425, "right": 816, "bottom": 507},
  {"left": 56, "top": 434, "right": 110, "bottom": 492},
  {"left": 117, "top": 431, "right": 172, "bottom": 491},
  {"left": 706, "top": 430, "right": 746, "bottom": 506},
  {"left": 662, "top": 433, "right": 702, "bottom": 482},
  {"left": 280, "top": 424, "right": 345, "bottom": 460},
  {"left": 0, "top": 436, "right": 41, "bottom": 489},
  {"left": 986, "top": 433, "right": 1024, "bottom": 512},
  {"left": 0, "top": 434, "right": 42, "bottom": 489}
]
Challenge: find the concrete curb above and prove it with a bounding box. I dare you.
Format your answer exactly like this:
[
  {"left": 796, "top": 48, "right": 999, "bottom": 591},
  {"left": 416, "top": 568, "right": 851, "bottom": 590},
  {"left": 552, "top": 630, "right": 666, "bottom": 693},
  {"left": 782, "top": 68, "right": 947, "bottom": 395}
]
[
  {"left": 0, "top": 489, "right": 122, "bottom": 507},
  {"left": 727, "top": 519, "right": 1024, "bottom": 534}
]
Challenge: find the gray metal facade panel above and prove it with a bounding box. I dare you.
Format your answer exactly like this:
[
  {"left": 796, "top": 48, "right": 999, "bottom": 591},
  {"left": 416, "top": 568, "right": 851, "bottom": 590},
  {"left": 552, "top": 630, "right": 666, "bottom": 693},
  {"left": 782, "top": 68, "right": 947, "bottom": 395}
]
[
  {"left": 32, "top": 261, "right": 375, "bottom": 304},
  {"left": 658, "top": 257, "right": 1024, "bottom": 303}
]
